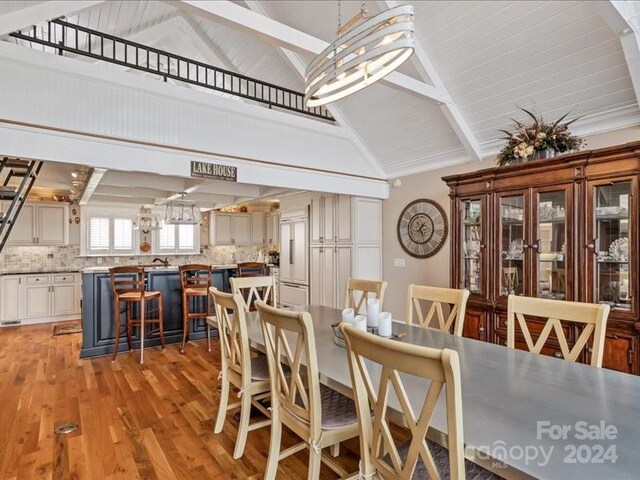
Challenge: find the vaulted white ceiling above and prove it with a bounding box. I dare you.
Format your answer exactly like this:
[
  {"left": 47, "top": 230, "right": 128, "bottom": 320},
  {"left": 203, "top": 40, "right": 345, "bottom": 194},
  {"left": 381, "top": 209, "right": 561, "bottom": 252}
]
[{"left": 2, "top": 0, "right": 640, "bottom": 178}]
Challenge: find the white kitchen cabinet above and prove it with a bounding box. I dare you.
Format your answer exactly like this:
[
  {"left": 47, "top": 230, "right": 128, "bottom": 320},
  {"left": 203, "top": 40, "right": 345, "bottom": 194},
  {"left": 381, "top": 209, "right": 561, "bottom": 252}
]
[
  {"left": 210, "top": 213, "right": 232, "bottom": 245},
  {"left": 37, "top": 204, "right": 68, "bottom": 244},
  {"left": 310, "top": 246, "right": 322, "bottom": 306},
  {"left": 310, "top": 245, "right": 351, "bottom": 309},
  {"left": 265, "top": 212, "right": 279, "bottom": 244},
  {"left": 232, "top": 214, "right": 251, "bottom": 245},
  {"left": 354, "top": 245, "right": 383, "bottom": 281},
  {"left": 311, "top": 194, "right": 362, "bottom": 245},
  {"left": 335, "top": 194, "right": 352, "bottom": 243},
  {"left": 52, "top": 284, "right": 77, "bottom": 316},
  {"left": 335, "top": 245, "right": 352, "bottom": 308},
  {"left": 6, "top": 203, "right": 35, "bottom": 245},
  {"left": 24, "top": 284, "right": 50, "bottom": 318},
  {"left": 250, "top": 211, "right": 266, "bottom": 245},
  {"left": 354, "top": 197, "right": 382, "bottom": 244},
  {"left": 311, "top": 195, "right": 334, "bottom": 244},
  {"left": 0, "top": 273, "right": 81, "bottom": 326},
  {"left": 209, "top": 212, "right": 251, "bottom": 245},
  {"left": 4, "top": 202, "right": 68, "bottom": 246},
  {"left": 0, "top": 276, "right": 22, "bottom": 322}
]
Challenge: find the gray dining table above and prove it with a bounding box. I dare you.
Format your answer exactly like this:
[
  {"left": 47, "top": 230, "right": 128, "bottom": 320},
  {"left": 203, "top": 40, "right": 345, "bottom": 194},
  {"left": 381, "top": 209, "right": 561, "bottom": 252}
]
[{"left": 238, "top": 305, "right": 640, "bottom": 480}]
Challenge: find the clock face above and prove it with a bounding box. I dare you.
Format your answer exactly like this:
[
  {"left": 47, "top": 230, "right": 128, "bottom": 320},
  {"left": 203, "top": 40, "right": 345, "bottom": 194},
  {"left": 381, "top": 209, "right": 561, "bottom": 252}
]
[{"left": 397, "top": 199, "right": 448, "bottom": 258}]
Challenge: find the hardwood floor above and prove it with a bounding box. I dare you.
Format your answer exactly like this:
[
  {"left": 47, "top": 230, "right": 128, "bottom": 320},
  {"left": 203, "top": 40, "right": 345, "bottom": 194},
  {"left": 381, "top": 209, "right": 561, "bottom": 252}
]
[{"left": 0, "top": 323, "right": 360, "bottom": 479}]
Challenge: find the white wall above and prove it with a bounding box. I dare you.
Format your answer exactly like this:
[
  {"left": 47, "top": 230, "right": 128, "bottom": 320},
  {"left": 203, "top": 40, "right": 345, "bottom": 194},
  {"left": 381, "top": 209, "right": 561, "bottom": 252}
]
[
  {"left": 381, "top": 126, "right": 640, "bottom": 319},
  {"left": 0, "top": 42, "right": 388, "bottom": 198}
]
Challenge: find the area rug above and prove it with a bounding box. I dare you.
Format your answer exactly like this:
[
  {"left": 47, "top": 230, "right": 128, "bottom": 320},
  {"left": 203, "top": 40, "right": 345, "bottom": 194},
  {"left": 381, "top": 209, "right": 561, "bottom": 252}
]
[{"left": 53, "top": 320, "right": 82, "bottom": 336}]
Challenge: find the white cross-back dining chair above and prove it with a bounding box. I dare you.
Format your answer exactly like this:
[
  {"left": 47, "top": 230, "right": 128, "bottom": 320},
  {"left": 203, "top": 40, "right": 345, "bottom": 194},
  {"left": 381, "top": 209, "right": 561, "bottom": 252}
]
[
  {"left": 507, "top": 295, "right": 610, "bottom": 367},
  {"left": 230, "top": 275, "right": 276, "bottom": 311},
  {"left": 210, "top": 288, "right": 271, "bottom": 459},
  {"left": 406, "top": 285, "right": 470, "bottom": 336},
  {"left": 256, "top": 300, "right": 359, "bottom": 480},
  {"left": 345, "top": 277, "right": 388, "bottom": 314},
  {"left": 341, "top": 323, "right": 501, "bottom": 480}
]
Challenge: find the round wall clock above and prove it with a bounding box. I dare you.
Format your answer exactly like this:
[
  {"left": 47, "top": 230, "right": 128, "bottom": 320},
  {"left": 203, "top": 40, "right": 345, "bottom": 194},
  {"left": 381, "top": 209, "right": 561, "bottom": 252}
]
[{"left": 397, "top": 199, "right": 448, "bottom": 258}]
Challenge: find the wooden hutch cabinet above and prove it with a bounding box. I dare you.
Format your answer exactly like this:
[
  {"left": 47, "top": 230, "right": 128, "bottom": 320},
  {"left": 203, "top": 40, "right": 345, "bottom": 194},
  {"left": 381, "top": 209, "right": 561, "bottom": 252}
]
[{"left": 443, "top": 141, "right": 640, "bottom": 375}]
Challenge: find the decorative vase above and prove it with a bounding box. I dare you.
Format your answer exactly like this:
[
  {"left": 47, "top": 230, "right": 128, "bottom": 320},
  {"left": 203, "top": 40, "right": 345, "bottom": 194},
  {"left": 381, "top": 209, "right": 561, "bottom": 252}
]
[{"left": 533, "top": 148, "right": 557, "bottom": 160}]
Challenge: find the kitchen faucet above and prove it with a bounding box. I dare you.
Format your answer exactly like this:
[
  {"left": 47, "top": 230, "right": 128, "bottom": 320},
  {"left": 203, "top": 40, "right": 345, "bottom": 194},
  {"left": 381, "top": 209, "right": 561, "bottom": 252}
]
[{"left": 152, "top": 257, "right": 170, "bottom": 267}]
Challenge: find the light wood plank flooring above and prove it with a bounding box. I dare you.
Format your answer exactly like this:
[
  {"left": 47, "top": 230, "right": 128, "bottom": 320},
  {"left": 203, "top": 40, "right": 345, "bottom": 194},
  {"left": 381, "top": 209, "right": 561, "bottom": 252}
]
[{"left": 0, "top": 323, "right": 360, "bottom": 479}]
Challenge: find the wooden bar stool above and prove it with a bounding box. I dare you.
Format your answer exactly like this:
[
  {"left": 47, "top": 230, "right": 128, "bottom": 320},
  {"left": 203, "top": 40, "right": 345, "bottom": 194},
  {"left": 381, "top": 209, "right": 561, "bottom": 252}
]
[
  {"left": 180, "top": 264, "right": 212, "bottom": 353},
  {"left": 110, "top": 266, "right": 165, "bottom": 364},
  {"left": 237, "top": 261, "right": 268, "bottom": 277}
]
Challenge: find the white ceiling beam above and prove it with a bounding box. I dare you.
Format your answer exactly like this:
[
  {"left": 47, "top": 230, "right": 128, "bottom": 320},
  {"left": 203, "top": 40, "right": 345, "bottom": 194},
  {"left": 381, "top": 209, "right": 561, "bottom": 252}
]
[
  {"left": 243, "top": 0, "right": 386, "bottom": 178},
  {"left": 79, "top": 167, "right": 106, "bottom": 205},
  {"left": 172, "top": 0, "right": 449, "bottom": 104},
  {"left": 100, "top": 171, "right": 193, "bottom": 192},
  {"left": 196, "top": 180, "right": 261, "bottom": 197},
  {"left": 592, "top": 1, "right": 640, "bottom": 110},
  {"left": 380, "top": 0, "right": 482, "bottom": 162},
  {"left": 93, "top": 185, "right": 170, "bottom": 199},
  {"left": 0, "top": 1, "right": 104, "bottom": 37}
]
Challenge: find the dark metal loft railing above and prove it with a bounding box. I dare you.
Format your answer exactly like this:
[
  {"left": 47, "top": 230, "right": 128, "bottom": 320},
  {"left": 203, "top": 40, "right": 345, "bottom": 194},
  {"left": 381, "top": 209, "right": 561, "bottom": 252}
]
[{"left": 9, "top": 18, "right": 334, "bottom": 122}]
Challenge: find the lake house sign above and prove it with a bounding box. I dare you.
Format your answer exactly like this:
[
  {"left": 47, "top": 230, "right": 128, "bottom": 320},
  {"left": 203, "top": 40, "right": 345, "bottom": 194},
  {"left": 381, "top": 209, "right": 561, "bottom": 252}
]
[{"left": 190, "top": 161, "right": 237, "bottom": 182}]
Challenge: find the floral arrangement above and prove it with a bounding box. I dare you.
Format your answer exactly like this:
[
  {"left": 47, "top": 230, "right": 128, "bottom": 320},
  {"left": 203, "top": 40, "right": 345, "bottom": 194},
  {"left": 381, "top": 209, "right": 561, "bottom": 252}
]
[{"left": 496, "top": 107, "right": 585, "bottom": 166}]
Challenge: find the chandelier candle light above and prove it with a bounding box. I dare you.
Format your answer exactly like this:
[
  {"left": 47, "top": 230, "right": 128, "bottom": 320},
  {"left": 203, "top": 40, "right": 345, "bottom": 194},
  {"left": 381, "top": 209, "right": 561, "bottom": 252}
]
[{"left": 305, "top": 3, "right": 415, "bottom": 107}]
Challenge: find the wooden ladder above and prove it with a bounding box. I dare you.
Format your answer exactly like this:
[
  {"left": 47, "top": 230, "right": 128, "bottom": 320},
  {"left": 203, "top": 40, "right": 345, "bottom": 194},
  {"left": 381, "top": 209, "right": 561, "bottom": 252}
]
[{"left": 0, "top": 157, "right": 43, "bottom": 253}]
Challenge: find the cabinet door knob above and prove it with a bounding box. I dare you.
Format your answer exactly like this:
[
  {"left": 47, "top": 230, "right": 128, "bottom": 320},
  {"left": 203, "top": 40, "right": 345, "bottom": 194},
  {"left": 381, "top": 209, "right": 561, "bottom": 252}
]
[
  {"left": 479, "top": 326, "right": 485, "bottom": 332},
  {"left": 554, "top": 352, "right": 563, "bottom": 358}
]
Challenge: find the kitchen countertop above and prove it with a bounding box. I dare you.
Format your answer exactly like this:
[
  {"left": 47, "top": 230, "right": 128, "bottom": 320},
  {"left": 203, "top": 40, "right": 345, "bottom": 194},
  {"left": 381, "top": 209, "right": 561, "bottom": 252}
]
[
  {"left": 81, "top": 264, "right": 275, "bottom": 273},
  {"left": 0, "top": 269, "right": 80, "bottom": 276}
]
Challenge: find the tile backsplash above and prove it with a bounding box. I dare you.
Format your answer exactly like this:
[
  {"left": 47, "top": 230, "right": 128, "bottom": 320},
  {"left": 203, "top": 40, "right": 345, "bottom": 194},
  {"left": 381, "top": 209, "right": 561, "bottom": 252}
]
[{"left": 0, "top": 244, "right": 277, "bottom": 273}]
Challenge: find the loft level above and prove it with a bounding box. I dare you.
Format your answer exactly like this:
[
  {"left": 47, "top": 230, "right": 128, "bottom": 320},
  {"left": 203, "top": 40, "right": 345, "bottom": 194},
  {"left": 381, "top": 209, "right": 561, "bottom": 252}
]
[{"left": 8, "top": 18, "right": 334, "bottom": 122}]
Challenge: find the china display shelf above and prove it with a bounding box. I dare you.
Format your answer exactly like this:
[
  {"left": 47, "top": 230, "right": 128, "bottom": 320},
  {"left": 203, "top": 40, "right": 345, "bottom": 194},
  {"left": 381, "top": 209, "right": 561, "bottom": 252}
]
[
  {"left": 597, "top": 260, "right": 629, "bottom": 264},
  {"left": 538, "top": 217, "right": 567, "bottom": 224},
  {"left": 501, "top": 257, "right": 523, "bottom": 261},
  {"left": 595, "top": 214, "right": 630, "bottom": 221},
  {"left": 539, "top": 258, "right": 566, "bottom": 263},
  {"left": 501, "top": 219, "right": 525, "bottom": 225},
  {"left": 462, "top": 221, "right": 481, "bottom": 226},
  {"left": 463, "top": 256, "right": 481, "bottom": 260}
]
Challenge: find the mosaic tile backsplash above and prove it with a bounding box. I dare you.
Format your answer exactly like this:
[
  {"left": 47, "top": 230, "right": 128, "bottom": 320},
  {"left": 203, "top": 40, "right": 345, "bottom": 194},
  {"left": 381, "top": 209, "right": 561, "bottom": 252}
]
[{"left": 0, "top": 244, "right": 276, "bottom": 273}]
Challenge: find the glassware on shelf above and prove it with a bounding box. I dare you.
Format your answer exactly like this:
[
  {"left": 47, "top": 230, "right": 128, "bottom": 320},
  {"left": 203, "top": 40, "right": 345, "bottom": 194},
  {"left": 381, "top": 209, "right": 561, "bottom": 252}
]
[
  {"left": 594, "top": 182, "right": 632, "bottom": 309},
  {"left": 500, "top": 195, "right": 524, "bottom": 296},
  {"left": 536, "top": 191, "right": 567, "bottom": 300},
  {"left": 460, "top": 199, "right": 482, "bottom": 293}
]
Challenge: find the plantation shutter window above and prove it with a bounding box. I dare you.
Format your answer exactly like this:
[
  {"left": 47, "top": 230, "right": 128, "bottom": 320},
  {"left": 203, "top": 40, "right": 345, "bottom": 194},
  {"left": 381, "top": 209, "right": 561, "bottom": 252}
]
[
  {"left": 113, "top": 218, "right": 133, "bottom": 251},
  {"left": 178, "top": 224, "right": 195, "bottom": 250},
  {"left": 159, "top": 223, "right": 176, "bottom": 250},
  {"left": 89, "top": 217, "right": 109, "bottom": 251}
]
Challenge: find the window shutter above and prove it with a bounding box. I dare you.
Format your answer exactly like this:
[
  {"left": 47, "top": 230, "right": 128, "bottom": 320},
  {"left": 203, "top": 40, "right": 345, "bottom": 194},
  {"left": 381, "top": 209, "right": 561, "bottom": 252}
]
[
  {"left": 159, "top": 223, "right": 176, "bottom": 250},
  {"left": 113, "top": 218, "right": 133, "bottom": 250},
  {"left": 89, "top": 217, "right": 109, "bottom": 250},
  {"left": 178, "top": 224, "right": 195, "bottom": 250}
]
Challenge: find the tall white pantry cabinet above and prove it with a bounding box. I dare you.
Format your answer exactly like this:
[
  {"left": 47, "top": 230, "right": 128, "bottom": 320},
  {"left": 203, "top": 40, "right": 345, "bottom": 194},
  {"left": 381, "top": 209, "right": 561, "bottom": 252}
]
[{"left": 309, "top": 194, "right": 382, "bottom": 309}]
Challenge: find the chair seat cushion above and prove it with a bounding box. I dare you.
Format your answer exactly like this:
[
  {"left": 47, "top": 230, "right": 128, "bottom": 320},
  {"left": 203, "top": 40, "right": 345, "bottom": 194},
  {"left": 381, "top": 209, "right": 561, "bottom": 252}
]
[
  {"left": 384, "top": 438, "right": 503, "bottom": 479},
  {"left": 318, "top": 383, "right": 358, "bottom": 430},
  {"left": 250, "top": 355, "right": 291, "bottom": 381}
]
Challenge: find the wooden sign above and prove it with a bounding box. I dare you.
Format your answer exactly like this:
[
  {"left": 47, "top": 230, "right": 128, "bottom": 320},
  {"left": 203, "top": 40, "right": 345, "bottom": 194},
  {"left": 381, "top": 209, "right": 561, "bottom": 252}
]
[{"left": 190, "top": 161, "right": 237, "bottom": 182}]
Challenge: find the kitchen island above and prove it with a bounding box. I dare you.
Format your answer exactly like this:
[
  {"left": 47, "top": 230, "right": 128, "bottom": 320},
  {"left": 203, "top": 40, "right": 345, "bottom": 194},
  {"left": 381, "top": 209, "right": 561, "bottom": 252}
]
[{"left": 80, "top": 265, "right": 263, "bottom": 358}]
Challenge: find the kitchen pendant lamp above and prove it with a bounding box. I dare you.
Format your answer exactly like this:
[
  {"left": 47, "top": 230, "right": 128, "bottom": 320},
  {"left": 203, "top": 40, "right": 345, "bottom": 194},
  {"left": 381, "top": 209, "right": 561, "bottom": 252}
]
[
  {"left": 165, "top": 194, "right": 201, "bottom": 225},
  {"left": 305, "top": 3, "right": 414, "bottom": 107},
  {"left": 134, "top": 206, "right": 161, "bottom": 231}
]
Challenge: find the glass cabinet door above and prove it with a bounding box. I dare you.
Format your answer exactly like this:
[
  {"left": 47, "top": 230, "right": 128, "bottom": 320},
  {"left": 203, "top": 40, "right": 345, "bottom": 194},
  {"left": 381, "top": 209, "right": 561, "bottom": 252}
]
[
  {"left": 499, "top": 194, "right": 525, "bottom": 296},
  {"left": 534, "top": 189, "right": 569, "bottom": 300},
  {"left": 460, "top": 198, "right": 483, "bottom": 294},
  {"left": 590, "top": 181, "right": 633, "bottom": 311}
]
